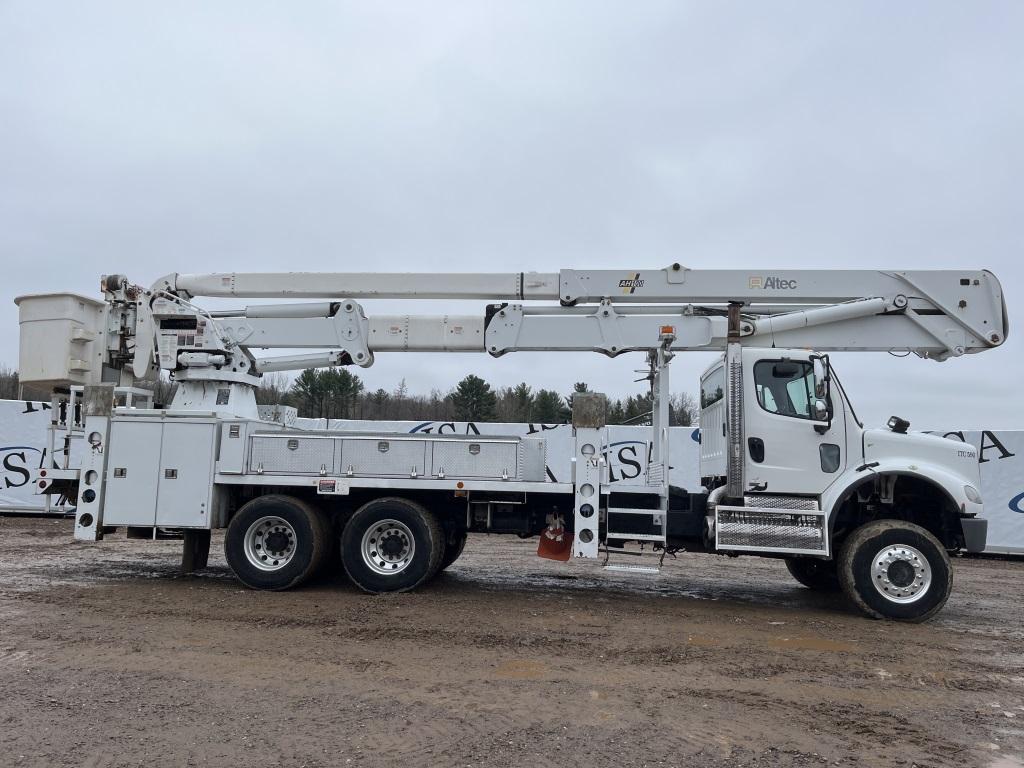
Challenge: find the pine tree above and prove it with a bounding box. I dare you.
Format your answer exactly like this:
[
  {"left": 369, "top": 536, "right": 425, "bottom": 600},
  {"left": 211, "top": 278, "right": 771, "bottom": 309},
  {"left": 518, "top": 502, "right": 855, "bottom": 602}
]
[
  {"left": 369, "top": 388, "right": 391, "bottom": 419},
  {"left": 290, "top": 368, "right": 363, "bottom": 419},
  {"left": 290, "top": 369, "right": 326, "bottom": 418},
  {"left": 510, "top": 382, "right": 534, "bottom": 422},
  {"left": 321, "top": 368, "right": 364, "bottom": 419},
  {"left": 607, "top": 398, "right": 626, "bottom": 424},
  {"left": 533, "top": 389, "right": 565, "bottom": 423},
  {"left": 451, "top": 374, "right": 498, "bottom": 421}
]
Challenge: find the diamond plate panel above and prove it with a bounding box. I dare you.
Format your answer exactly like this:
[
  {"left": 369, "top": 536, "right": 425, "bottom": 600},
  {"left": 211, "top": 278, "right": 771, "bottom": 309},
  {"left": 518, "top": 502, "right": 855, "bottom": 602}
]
[
  {"left": 249, "top": 435, "right": 336, "bottom": 475},
  {"left": 430, "top": 439, "right": 518, "bottom": 479},
  {"left": 716, "top": 506, "right": 826, "bottom": 553},
  {"left": 341, "top": 437, "right": 427, "bottom": 477}
]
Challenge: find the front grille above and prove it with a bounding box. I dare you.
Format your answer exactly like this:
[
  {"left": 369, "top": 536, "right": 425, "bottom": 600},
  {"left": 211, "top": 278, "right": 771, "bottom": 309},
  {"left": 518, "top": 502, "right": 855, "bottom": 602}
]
[{"left": 743, "top": 495, "right": 819, "bottom": 511}]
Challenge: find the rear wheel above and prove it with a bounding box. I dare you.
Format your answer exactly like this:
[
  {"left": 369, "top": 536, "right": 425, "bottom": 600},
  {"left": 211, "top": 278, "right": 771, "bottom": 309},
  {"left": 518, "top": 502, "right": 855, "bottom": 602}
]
[
  {"left": 439, "top": 531, "right": 468, "bottom": 572},
  {"left": 341, "top": 497, "right": 444, "bottom": 593},
  {"left": 837, "top": 519, "right": 952, "bottom": 622},
  {"left": 785, "top": 557, "right": 840, "bottom": 591},
  {"left": 225, "top": 495, "right": 328, "bottom": 590}
]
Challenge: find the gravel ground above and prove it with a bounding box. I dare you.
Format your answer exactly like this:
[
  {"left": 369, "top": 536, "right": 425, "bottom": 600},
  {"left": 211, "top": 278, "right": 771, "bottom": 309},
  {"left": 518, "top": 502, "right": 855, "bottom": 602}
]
[{"left": 1, "top": 517, "right": 1023, "bottom": 768}]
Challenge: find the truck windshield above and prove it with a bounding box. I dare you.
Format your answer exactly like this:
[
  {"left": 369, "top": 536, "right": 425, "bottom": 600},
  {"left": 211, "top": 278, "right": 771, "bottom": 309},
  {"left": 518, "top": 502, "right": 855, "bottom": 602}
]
[{"left": 754, "top": 360, "right": 814, "bottom": 419}]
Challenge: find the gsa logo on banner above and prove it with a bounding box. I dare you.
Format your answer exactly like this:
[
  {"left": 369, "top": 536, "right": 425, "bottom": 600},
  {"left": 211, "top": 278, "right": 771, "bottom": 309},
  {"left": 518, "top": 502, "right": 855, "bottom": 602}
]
[
  {"left": 2, "top": 445, "right": 41, "bottom": 489},
  {"left": 1009, "top": 491, "right": 1024, "bottom": 514}
]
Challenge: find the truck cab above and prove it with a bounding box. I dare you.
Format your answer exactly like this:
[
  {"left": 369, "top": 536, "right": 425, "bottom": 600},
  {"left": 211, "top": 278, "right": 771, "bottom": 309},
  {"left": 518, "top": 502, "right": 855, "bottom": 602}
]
[{"left": 699, "top": 347, "right": 986, "bottom": 620}]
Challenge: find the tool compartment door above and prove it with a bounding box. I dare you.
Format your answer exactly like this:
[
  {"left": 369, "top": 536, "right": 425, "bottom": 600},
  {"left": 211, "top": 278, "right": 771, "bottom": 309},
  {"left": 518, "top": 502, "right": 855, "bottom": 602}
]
[
  {"left": 341, "top": 437, "right": 427, "bottom": 477},
  {"left": 249, "top": 434, "right": 336, "bottom": 475},
  {"left": 102, "top": 419, "right": 163, "bottom": 526},
  {"left": 430, "top": 439, "right": 519, "bottom": 479},
  {"left": 157, "top": 422, "right": 216, "bottom": 527}
]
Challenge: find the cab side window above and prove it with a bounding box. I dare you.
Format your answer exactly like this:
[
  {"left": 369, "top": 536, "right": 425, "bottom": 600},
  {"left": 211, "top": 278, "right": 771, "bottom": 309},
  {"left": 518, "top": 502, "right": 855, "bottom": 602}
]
[
  {"left": 701, "top": 366, "right": 725, "bottom": 409},
  {"left": 754, "top": 360, "right": 814, "bottom": 419}
]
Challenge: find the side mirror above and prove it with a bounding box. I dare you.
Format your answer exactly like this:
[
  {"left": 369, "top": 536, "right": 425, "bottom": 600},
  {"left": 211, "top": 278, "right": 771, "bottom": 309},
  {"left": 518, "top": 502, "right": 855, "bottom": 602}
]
[
  {"left": 811, "top": 355, "right": 832, "bottom": 432},
  {"left": 812, "top": 355, "right": 829, "bottom": 399},
  {"left": 813, "top": 398, "right": 829, "bottom": 421}
]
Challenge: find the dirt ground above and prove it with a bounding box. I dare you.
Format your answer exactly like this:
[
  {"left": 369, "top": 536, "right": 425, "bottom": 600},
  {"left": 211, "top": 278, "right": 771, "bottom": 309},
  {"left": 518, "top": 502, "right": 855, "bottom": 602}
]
[{"left": 1, "top": 518, "right": 1023, "bottom": 768}]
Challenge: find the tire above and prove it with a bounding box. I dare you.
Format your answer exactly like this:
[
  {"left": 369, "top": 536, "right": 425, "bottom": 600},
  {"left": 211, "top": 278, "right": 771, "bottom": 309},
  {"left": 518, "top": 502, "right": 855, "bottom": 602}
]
[
  {"left": 837, "top": 519, "right": 952, "bottom": 622},
  {"left": 225, "top": 494, "right": 329, "bottom": 591},
  {"left": 785, "top": 557, "right": 841, "bottom": 591},
  {"left": 341, "top": 497, "right": 444, "bottom": 593},
  {"left": 438, "top": 531, "right": 468, "bottom": 572}
]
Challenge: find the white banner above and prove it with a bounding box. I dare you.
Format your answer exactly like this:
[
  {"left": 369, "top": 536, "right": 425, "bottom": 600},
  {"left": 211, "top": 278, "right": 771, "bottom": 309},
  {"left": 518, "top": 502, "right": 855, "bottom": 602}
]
[
  {"left": 929, "top": 430, "right": 1023, "bottom": 555},
  {"left": 0, "top": 399, "right": 60, "bottom": 511},
  {"left": 1, "top": 400, "right": 1020, "bottom": 553}
]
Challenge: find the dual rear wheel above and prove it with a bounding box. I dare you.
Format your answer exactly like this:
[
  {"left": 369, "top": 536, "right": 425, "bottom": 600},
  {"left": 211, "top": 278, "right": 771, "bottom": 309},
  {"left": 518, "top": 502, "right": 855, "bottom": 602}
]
[
  {"left": 224, "top": 494, "right": 329, "bottom": 591},
  {"left": 225, "top": 494, "right": 465, "bottom": 593}
]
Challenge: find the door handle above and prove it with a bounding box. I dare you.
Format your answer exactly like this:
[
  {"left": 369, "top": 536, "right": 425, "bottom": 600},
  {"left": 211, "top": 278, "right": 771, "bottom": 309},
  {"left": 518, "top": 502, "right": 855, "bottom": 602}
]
[{"left": 748, "top": 437, "right": 765, "bottom": 463}]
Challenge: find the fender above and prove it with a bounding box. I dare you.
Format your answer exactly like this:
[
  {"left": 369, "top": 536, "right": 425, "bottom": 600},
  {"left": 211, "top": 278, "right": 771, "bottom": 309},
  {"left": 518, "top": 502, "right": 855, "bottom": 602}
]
[{"left": 821, "top": 458, "right": 980, "bottom": 540}]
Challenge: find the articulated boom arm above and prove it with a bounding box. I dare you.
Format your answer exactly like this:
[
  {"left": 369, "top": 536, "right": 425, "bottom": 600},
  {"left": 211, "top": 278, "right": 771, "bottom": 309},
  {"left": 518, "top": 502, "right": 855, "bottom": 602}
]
[{"left": 129, "top": 265, "right": 1005, "bottom": 382}]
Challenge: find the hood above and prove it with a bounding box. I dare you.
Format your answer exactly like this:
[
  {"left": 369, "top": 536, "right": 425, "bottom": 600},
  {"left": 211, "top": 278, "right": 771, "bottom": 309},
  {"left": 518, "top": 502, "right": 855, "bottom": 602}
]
[{"left": 863, "top": 428, "right": 981, "bottom": 486}]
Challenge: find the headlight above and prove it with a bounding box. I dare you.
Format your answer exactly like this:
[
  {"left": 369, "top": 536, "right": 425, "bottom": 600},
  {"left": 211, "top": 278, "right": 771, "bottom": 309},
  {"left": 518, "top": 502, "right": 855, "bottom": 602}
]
[{"left": 964, "top": 485, "right": 983, "bottom": 504}]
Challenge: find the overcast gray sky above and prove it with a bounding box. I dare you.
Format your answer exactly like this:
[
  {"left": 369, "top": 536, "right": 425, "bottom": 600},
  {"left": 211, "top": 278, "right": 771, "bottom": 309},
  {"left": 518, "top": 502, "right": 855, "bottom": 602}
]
[{"left": 1, "top": 2, "right": 1021, "bottom": 429}]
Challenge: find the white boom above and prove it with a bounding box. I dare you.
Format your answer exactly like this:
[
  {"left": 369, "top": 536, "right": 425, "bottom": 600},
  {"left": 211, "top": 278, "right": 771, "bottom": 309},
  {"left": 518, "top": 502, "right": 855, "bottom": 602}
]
[
  {"left": 138, "top": 265, "right": 1006, "bottom": 378},
  {"left": 14, "top": 265, "right": 1007, "bottom": 398},
  {"left": 166, "top": 266, "right": 1004, "bottom": 309}
]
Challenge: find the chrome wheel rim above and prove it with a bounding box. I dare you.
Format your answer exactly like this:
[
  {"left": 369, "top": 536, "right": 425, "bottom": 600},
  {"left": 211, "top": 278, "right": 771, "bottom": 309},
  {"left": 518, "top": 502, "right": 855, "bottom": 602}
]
[
  {"left": 243, "top": 516, "right": 297, "bottom": 571},
  {"left": 870, "top": 544, "right": 932, "bottom": 603},
  {"left": 361, "top": 519, "right": 415, "bottom": 575}
]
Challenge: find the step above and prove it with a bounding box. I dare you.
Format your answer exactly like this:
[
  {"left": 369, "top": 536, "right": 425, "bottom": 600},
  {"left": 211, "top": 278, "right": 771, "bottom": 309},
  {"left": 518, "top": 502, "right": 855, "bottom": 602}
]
[
  {"left": 607, "top": 506, "right": 664, "bottom": 516},
  {"left": 605, "top": 532, "right": 666, "bottom": 542},
  {"left": 603, "top": 564, "right": 660, "bottom": 574}
]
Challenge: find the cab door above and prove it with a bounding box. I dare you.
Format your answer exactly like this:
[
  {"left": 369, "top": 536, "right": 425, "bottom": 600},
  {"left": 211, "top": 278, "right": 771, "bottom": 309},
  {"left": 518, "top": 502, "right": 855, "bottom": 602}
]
[{"left": 741, "top": 350, "right": 846, "bottom": 497}]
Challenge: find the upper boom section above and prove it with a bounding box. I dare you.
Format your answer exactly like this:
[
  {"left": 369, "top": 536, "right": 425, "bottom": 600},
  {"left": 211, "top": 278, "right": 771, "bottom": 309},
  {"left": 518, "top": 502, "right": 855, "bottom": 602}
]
[{"left": 166, "top": 264, "right": 1006, "bottom": 312}]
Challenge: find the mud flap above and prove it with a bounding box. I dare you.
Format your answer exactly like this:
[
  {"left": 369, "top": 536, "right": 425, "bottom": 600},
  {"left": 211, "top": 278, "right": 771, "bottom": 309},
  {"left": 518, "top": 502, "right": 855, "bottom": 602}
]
[{"left": 537, "top": 514, "right": 573, "bottom": 562}]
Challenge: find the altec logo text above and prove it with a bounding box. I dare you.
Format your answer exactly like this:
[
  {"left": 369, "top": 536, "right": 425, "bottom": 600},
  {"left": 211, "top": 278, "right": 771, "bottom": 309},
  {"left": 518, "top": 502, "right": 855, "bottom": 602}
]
[
  {"left": 619, "top": 273, "right": 644, "bottom": 294},
  {"left": 749, "top": 276, "right": 798, "bottom": 290}
]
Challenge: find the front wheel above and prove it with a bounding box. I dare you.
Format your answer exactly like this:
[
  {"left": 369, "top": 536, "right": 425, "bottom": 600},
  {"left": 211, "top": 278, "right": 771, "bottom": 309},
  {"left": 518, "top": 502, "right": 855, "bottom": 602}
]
[
  {"left": 341, "top": 497, "right": 444, "bottom": 593},
  {"left": 837, "top": 520, "right": 952, "bottom": 622},
  {"left": 785, "top": 557, "right": 841, "bottom": 591}
]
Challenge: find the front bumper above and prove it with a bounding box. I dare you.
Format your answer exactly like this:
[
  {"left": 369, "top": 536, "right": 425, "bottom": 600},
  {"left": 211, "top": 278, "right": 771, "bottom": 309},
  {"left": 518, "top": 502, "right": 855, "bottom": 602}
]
[{"left": 960, "top": 516, "right": 988, "bottom": 553}]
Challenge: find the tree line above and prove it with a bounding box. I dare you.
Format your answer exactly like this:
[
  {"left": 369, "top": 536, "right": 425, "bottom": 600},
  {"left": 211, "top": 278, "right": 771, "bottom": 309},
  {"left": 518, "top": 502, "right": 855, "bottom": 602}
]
[
  {"left": 0, "top": 365, "right": 697, "bottom": 426},
  {"left": 0, "top": 367, "right": 18, "bottom": 400},
  {"left": 274, "top": 368, "right": 697, "bottom": 426}
]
